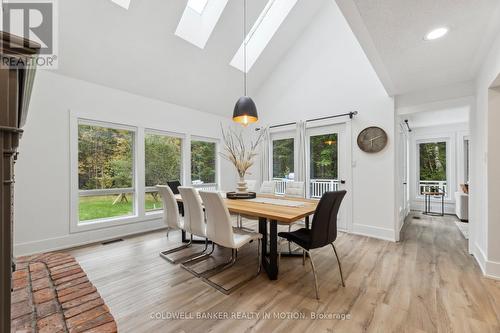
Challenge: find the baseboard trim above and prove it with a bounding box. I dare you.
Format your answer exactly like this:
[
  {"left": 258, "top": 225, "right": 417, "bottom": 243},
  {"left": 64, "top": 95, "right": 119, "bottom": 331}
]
[
  {"left": 14, "top": 218, "right": 166, "bottom": 256},
  {"left": 470, "top": 242, "right": 500, "bottom": 280},
  {"left": 351, "top": 223, "right": 396, "bottom": 242}
]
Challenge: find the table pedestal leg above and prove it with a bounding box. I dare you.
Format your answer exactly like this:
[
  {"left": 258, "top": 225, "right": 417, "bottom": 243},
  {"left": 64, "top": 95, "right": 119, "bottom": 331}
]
[{"left": 259, "top": 217, "right": 278, "bottom": 280}]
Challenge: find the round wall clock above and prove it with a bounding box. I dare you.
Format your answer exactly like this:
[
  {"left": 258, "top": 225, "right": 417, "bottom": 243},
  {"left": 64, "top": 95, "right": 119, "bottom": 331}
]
[{"left": 357, "top": 126, "right": 388, "bottom": 153}]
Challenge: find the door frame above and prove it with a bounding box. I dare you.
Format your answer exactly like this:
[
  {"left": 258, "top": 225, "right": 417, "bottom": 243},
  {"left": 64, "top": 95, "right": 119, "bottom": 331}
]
[{"left": 305, "top": 120, "right": 353, "bottom": 232}]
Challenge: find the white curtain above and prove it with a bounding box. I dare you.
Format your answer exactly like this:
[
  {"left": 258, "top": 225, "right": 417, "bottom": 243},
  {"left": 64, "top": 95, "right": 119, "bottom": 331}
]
[
  {"left": 296, "top": 121, "right": 307, "bottom": 182},
  {"left": 259, "top": 128, "right": 271, "bottom": 186}
]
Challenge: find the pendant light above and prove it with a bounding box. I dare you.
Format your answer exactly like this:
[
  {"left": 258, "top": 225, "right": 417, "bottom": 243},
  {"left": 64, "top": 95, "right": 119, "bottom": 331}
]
[{"left": 233, "top": 0, "right": 258, "bottom": 126}]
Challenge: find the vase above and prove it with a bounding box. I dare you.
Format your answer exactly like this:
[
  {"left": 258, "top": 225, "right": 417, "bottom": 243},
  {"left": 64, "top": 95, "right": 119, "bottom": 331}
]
[{"left": 237, "top": 175, "right": 248, "bottom": 193}]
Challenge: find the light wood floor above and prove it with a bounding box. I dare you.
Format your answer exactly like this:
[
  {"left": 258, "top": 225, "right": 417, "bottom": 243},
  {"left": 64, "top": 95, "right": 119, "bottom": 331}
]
[{"left": 68, "top": 214, "right": 500, "bottom": 333}]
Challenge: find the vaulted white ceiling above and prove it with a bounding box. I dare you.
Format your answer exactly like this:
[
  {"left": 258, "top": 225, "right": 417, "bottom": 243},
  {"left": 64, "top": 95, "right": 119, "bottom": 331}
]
[
  {"left": 54, "top": 0, "right": 325, "bottom": 116},
  {"left": 337, "top": 0, "right": 500, "bottom": 97}
]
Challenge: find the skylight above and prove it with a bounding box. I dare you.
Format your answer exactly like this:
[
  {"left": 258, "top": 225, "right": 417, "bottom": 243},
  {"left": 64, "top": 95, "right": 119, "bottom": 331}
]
[
  {"left": 110, "top": 0, "right": 131, "bottom": 10},
  {"left": 188, "top": 0, "right": 209, "bottom": 15},
  {"left": 175, "top": 0, "right": 228, "bottom": 49},
  {"left": 230, "top": 0, "right": 298, "bottom": 73}
]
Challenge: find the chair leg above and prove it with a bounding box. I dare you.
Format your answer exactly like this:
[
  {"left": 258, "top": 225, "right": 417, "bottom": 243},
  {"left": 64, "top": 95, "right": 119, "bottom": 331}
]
[
  {"left": 302, "top": 250, "right": 306, "bottom": 266},
  {"left": 166, "top": 227, "right": 170, "bottom": 238},
  {"left": 331, "top": 243, "right": 345, "bottom": 287},
  {"left": 201, "top": 239, "right": 262, "bottom": 295},
  {"left": 160, "top": 234, "right": 209, "bottom": 265},
  {"left": 181, "top": 241, "right": 216, "bottom": 277},
  {"left": 307, "top": 250, "right": 320, "bottom": 300},
  {"left": 288, "top": 225, "right": 292, "bottom": 254}
]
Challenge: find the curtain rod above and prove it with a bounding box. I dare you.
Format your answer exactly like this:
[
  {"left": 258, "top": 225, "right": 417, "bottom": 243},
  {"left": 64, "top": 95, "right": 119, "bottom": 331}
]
[
  {"left": 404, "top": 119, "right": 412, "bottom": 132},
  {"left": 255, "top": 111, "right": 358, "bottom": 131}
]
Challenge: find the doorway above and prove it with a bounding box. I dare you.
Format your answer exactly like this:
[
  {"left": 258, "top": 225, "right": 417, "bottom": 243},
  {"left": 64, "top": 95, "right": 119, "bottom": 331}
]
[{"left": 306, "top": 123, "right": 351, "bottom": 231}]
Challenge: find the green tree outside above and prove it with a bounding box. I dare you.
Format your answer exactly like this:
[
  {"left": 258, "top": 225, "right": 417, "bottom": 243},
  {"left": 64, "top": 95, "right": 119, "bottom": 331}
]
[
  {"left": 419, "top": 142, "right": 447, "bottom": 181},
  {"left": 273, "top": 138, "right": 294, "bottom": 178},
  {"left": 191, "top": 141, "right": 216, "bottom": 183},
  {"left": 310, "top": 134, "right": 338, "bottom": 179}
]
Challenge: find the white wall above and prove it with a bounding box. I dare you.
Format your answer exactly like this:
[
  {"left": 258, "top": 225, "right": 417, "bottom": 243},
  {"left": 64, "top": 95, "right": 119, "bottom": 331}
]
[
  {"left": 470, "top": 22, "right": 500, "bottom": 278},
  {"left": 408, "top": 123, "right": 469, "bottom": 214},
  {"left": 254, "top": 0, "right": 397, "bottom": 241},
  {"left": 14, "top": 71, "right": 236, "bottom": 256}
]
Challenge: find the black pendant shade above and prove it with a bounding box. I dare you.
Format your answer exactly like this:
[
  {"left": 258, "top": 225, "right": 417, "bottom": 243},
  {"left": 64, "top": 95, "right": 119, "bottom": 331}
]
[
  {"left": 233, "top": 96, "right": 258, "bottom": 126},
  {"left": 232, "top": 0, "right": 258, "bottom": 126}
]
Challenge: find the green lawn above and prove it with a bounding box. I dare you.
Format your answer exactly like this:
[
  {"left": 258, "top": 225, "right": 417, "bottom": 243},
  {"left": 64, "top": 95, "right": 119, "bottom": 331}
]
[{"left": 79, "top": 193, "right": 163, "bottom": 221}]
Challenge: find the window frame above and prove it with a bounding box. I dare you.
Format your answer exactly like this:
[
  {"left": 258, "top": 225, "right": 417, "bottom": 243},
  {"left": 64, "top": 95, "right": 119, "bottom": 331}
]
[
  {"left": 415, "top": 137, "right": 451, "bottom": 200},
  {"left": 190, "top": 135, "right": 220, "bottom": 191},
  {"left": 270, "top": 129, "right": 296, "bottom": 181},
  {"left": 70, "top": 113, "right": 221, "bottom": 233},
  {"left": 71, "top": 118, "right": 139, "bottom": 233},
  {"left": 144, "top": 129, "right": 185, "bottom": 215}
]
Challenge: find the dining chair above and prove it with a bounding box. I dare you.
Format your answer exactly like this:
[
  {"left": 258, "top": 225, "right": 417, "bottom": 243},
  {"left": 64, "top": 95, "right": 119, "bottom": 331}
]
[
  {"left": 235, "top": 179, "right": 258, "bottom": 229},
  {"left": 245, "top": 180, "right": 257, "bottom": 192},
  {"left": 167, "top": 181, "right": 183, "bottom": 215},
  {"left": 285, "top": 181, "right": 305, "bottom": 198},
  {"left": 165, "top": 187, "right": 209, "bottom": 264},
  {"left": 157, "top": 185, "right": 193, "bottom": 264},
  {"left": 167, "top": 181, "right": 181, "bottom": 194},
  {"left": 277, "top": 181, "right": 306, "bottom": 253},
  {"left": 191, "top": 191, "right": 262, "bottom": 295},
  {"left": 278, "top": 190, "right": 347, "bottom": 299},
  {"left": 259, "top": 180, "right": 276, "bottom": 194}
]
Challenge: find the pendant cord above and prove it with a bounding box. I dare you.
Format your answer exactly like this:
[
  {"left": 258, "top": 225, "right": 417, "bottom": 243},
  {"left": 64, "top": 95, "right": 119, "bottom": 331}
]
[{"left": 244, "top": 0, "right": 247, "bottom": 96}]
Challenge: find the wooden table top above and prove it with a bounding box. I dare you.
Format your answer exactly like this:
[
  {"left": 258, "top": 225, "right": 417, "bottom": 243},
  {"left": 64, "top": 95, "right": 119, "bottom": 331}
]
[{"left": 175, "top": 193, "right": 318, "bottom": 223}]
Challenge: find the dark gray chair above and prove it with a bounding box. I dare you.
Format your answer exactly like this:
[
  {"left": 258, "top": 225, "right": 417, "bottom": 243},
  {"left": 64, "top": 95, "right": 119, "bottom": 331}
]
[
  {"left": 167, "top": 181, "right": 183, "bottom": 216},
  {"left": 278, "top": 190, "right": 347, "bottom": 299}
]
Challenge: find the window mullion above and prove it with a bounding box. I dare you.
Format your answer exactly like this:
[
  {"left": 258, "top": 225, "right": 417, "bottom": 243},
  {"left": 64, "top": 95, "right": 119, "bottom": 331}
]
[{"left": 136, "top": 127, "right": 146, "bottom": 218}]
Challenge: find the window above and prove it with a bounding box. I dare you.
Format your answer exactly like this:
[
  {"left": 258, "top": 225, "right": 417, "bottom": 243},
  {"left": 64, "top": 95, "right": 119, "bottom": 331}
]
[
  {"left": 418, "top": 141, "right": 447, "bottom": 195},
  {"left": 272, "top": 138, "right": 294, "bottom": 179},
  {"left": 188, "top": 0, "right": 209, "bottom": 14},
  {"left": 109, "top": 0, "right": 131, "bottom": 10},
  {"left": 310, "top": 134, "right": 338, "bottom": 180},
  {"left": 191, "top": 140, "right": 217, "bottom": 190},
  {"left": 145, "top": 133, "right": 182, "bottom": 212},
  {"left": 230, "top": 0, "right": 299, "bottom": 73},
  {"left": 175, "top": 0, "right": 229, "bottom": 49},
  {"left": 78, "top": 123, "right": 135, "bottom": 222}
]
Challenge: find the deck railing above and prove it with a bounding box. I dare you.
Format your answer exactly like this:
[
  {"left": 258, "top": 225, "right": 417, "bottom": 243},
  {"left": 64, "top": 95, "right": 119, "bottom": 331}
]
[
  {"left": 310, "top": 179, "right": 340, "bottom": 198},
  {"left": 272, "top": 178, "right": 340, "bottom": 198}
]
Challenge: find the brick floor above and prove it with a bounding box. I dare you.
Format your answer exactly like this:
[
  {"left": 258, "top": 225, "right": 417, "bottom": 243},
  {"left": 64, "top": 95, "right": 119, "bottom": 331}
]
[{"left": 11, "top": 253, "right": 117, "bottom": 333}]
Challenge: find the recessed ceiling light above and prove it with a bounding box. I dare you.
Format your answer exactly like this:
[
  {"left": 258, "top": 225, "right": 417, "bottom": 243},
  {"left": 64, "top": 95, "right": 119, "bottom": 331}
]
[{"left": 424, "top": 27, "right": 449, "bottom": 41}]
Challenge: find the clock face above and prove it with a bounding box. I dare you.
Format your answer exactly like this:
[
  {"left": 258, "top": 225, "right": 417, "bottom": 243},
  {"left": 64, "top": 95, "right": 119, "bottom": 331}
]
[{"left": 357, "top": 127, "right": 388, "bottom": 153}]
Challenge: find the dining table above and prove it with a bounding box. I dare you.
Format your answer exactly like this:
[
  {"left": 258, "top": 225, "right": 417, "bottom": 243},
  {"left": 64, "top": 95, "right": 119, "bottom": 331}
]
[{"left": 174, "top": 193, "right": 319, "bottom": 280}]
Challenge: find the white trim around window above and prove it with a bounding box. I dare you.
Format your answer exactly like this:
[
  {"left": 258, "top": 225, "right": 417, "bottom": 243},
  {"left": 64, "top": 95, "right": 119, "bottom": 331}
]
[
  {"left": 70, "top": 116, "right": 141, "bottom": 233},
  {"left": 69, "top": 110, "right": 221, "bottom": 233},
  {"left": 190, "top": 135, "right": 221, "bottom": 191},
  {"left": 144, "top": 129, "right": 186, "bottom": 216},
  {"left": 414, "top": 136, "right": 454, "bottom": 201}
]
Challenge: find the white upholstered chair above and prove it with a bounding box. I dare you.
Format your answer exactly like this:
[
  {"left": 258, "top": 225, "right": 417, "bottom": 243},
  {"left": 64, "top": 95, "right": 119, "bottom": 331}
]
[
  {"left": 157, "top": 185, "right": 194, "bottom": 264},
  {"left": 285, "top": 181, "right": 305, "bottom": 198},
  {"left": 245, "top": 180, "right": 257, "bottom": 192},
  {"left": 259, "top": 181, "right": 276, "bottom": 194},
  {"left": 161, "top": 187, "right": 208, "bottom": 264},
  {"left": 195, "top": 191, "right": 262, "bottom": 294}
]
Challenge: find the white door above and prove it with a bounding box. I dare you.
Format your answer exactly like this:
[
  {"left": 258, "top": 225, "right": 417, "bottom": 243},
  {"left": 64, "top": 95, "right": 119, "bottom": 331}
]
[{"left": 306, "top": 123, "right": 351, "bottom": 231}]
